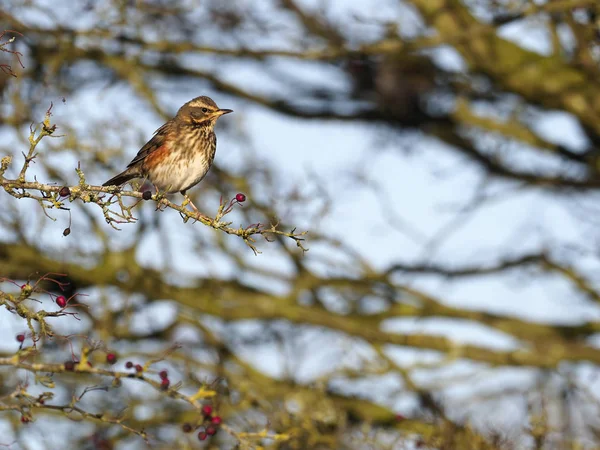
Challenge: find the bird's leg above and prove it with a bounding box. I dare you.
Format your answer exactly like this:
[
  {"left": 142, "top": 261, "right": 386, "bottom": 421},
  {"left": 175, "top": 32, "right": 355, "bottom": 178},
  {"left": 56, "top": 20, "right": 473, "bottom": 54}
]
[
  {"left": 187, "top": 195, "right": 200, "bottom": 214},
  {"left": 181, "top": 191, "right": 200, "bottom": 214}
]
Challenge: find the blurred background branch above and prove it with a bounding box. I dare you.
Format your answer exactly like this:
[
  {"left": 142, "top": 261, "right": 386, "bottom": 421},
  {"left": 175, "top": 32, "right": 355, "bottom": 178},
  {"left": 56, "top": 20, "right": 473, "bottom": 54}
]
[{"left": 2, "top": 0, "right": 600, "bottom": 448}]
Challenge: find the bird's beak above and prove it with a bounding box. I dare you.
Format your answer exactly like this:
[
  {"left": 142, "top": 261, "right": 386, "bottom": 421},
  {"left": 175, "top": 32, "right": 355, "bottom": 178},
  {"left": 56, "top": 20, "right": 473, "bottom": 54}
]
[{"left": 216, "top": 109, "right": 233, "bottom": 116}]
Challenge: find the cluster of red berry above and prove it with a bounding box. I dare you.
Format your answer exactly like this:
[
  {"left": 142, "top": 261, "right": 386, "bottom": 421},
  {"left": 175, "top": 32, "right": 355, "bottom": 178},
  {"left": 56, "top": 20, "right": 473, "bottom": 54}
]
[
  {"left": 181, "top": 404, "right": 222, "bottom": 441},
  {"left": 123, "top": 360, "right": 172, "bottom": 390},
  {"left": 13, "top": 284, "right": 226, "bottom": 443}
]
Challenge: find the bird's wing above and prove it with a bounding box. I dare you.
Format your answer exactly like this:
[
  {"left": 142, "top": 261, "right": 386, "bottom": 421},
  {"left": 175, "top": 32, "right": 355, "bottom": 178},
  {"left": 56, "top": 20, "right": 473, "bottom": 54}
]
[{"left": 127, "top": 121, "right": 172, "bottom": 168}]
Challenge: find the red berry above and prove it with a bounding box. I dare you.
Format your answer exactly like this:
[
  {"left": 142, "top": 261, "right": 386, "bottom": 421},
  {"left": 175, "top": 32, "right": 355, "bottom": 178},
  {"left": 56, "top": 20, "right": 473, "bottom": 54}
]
[
  {"left": 182, "top": 423, "right": 192, "bottom": 433},
  {"left": 64, "top": 361, "right": 75, "bottom": 371},
  {"left": 159, "top": 370, "right": 168, "bottom": 380},
  {"left": 135, "top": 364, "right": 143, "bottom": 373},
  {"left": 198, "top": 431, "right": 207, "bottom": 441},
  {"left": 142, "top": 190, "right": 152, "bottom": 200},
  {"left": 395, "top": 413, "right": 406, "bottom": 421},
  {"left": 106, "top": 353, "right": 117, "bottom": 364},
  {"left": 16, "top": 334, "right": 25, "bottom": 343},
  {"left": 20, "top": 415, "right": 30, "bottom": 423},
  {"left": 201, "top": 405, "right": 213, "bottom": 416},
  {"left": 211, "top": 416, "right": 222, "bottom": 425},
  {"left": 235, "top": 193, "right": 246, "bottom": 203},
  {"left": 125, "top": 361, "right": 133, "bottom": 369},
  {"left": 160, "top": 378, "right": 170, "bottom": 390},
  {"left": 206, "top": 426, "right": 217, "bottom": 436},
  {"left": 56, "top": 296, "right": 67, "bottom": 308},
  {"left": 59, "top": 186, "right": 71, "bottom": 197}
]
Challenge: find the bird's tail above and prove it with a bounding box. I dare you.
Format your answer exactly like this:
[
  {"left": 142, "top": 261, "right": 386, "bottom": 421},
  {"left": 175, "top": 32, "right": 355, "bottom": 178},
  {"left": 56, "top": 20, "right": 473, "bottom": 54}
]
[{"left": 102, "top": 168, "right": 140, "bottom": 187}]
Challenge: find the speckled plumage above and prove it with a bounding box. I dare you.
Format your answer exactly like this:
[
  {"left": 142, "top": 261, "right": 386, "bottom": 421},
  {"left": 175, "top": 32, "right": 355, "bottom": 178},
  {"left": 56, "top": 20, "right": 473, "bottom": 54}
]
[{"left": 103, "top": 96, "right": 232, "bottom": 199}]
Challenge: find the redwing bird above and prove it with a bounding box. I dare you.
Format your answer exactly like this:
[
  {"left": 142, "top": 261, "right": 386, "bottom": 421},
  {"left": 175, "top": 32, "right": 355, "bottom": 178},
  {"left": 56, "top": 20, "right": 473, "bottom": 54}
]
[{"left": 102, "top": 96, "right": 233, "bottom": 211}]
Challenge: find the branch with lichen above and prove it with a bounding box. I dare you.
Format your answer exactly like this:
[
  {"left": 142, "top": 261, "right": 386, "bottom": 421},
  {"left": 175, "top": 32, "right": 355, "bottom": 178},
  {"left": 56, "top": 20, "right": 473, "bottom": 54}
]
[
  {"left": 0, "top": 107, "right": 307, "bottom": 254},
  {"left": 0, "top": 274, "right": 294, "bottom": 447}
]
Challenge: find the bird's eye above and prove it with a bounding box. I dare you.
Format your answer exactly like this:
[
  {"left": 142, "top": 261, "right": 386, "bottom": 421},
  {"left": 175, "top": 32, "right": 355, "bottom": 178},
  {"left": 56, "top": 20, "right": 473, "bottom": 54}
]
[{"left": 201, "top": 108, "right": 208, "bottom": 113}]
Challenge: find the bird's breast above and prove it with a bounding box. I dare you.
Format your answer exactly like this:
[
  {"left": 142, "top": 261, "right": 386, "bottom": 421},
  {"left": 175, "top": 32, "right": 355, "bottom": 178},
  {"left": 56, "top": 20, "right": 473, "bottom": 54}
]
[{"left": 148, "top": 128, "right": 217, "bottom": 193}]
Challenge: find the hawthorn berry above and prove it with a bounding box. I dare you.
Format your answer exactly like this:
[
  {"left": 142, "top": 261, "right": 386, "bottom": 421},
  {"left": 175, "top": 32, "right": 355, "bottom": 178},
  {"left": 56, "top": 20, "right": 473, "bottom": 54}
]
[
  {"left": 64, "top": 361, "right": 75, "bottom": 371},
  {"left": 59, "top": 186, "right": 71, "bottom": 197},
  {"left": 235, "top": 193, "right": 246, "bottom": 203},
  {"left": 56, "top": 296, "right": 67, "bottom": 308},
  {"left": 142, "top": 190, "right": 152, "bottom": 200},
  {"left": 125, "top": 361, "right": 134, "bottom": 369},
  {"left": 16, "top": 334, "right": 25, "bottom": 343},
  {"left": 135, "top": 364, "right": 143, "bottom": 373},
  {"left": 63, "top": 227, "right": 71, "bottom": 236},
  {"left": 206, "top": 426, "right": 217, "bottom": 436},
  {"left": 159, "top": 370, "right": 168, "bottom": 380},
  {"left": 198, "top": 431, "right": 207, "bottom": 441},
  {"left": 20, "top": 415, "right": 30, "bottom": 424},
  {"left": 201, "top": 405, "right": 213, "bottom": 416},
  {"left": 106, "top": 353, "right": 117, "bottom": 364},
  {"left": 160, "top": 378, "right": 170, "bottom": 390},
  {"left": 182, "top": 423, "right": 192, "bottom": 433},
  {"left": 211, "top": 416, "right": 222, "bottom": 425}
]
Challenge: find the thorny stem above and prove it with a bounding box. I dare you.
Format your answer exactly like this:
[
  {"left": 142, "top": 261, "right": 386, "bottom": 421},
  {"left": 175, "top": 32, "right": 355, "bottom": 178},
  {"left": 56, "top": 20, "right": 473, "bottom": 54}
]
[
  {"left": 0, "top": 338, "right": 279, "bottom": 447},
  {"left": 0, "top": 275, "right": 282, "bottom": 448},
  {"left": 0, "top": 113, "right": 308, "bottom": 254}
]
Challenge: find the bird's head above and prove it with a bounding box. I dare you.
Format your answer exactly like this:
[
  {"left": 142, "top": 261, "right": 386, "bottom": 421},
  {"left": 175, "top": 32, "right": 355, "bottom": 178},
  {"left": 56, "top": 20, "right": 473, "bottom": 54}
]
[{"left": 177, "top": 96, "right": 233, "bottom": 128}]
